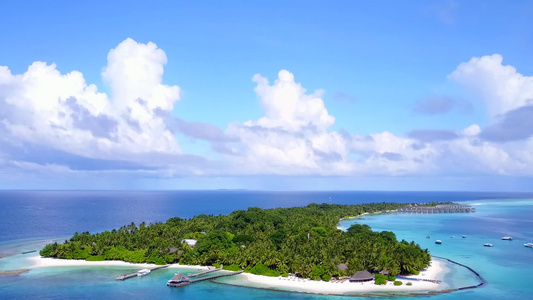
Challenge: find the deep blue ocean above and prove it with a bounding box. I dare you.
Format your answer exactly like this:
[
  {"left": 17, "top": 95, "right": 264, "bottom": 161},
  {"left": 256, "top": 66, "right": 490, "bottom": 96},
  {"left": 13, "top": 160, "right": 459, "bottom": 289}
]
[{"left": 1, "top": 190, "right": 532, "bottom": 299}]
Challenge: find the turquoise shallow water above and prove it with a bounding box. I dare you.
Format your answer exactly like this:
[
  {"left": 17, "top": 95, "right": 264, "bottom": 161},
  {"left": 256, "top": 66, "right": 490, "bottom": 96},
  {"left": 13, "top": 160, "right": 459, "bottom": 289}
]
[
  {"left": 338, "top": 199, "right": 533, "bottom": 299},
  {"left": 1, "top": 192, "right": 532, "bottom": 299}
]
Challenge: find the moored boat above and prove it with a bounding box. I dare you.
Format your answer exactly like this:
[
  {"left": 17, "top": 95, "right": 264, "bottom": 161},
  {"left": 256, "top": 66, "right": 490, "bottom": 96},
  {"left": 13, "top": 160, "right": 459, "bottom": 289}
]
[
  {"left": 501, "top": 236, "right": 512, "bottom": 240},
  {"left": 524, "top": 243, "right": 533, "bottom": 248},
  {"left": 137, "top": 269, "right": 151, "bottom": 276},
  {"left": 435, "top": 240, "right": 442, "bottom": 244},
  {"left": 462, "top": 235, "right": 467, "bottom": 238},
  {"left": 484, "top": 243, "right": 493, "bottom": 247}
]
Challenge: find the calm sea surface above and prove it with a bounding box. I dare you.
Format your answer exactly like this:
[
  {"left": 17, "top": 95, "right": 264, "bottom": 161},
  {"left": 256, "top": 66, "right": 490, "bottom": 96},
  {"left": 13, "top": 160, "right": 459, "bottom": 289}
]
[{"left": 1, "top": 191, "right": 532, "bottom": 299}]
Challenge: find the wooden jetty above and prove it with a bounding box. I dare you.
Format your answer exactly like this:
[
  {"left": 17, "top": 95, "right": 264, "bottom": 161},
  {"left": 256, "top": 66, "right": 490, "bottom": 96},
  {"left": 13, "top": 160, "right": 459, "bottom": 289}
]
[
  {"left": 115, "top": 264, "right": 170, "bottom": 280},
  {"left": 188, "top": 266, "right": 222, "bottom": 277},
  {"left": 167, "top": 270, "right": 243, "bottom": 287},
  {"left": 396, "top": 276, "right": 442, "bottom": 284},
  {"left": 398, "top": 204, "right": 475, "bottom": 214}
]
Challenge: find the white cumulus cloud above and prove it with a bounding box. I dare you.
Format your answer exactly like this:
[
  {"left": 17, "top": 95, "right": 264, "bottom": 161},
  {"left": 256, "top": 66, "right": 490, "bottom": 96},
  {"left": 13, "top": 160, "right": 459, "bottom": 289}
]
[
  {"left": 2, "top": 43, "right": 533, "bottom": 184},
  {"left": 220, "top": 64, "right": 533, "bottom": 178},
  {"left": 102, "top": 38, "right": 180, "bottom": 111},
  {"left": 0, "top": 38, "right": 182, "bottom": 164},
  {"left": 449, "top": 54, "right": 533, "bottom": 117},
  {"left": 224, "top": 70, "right": 351, "bottom": 175}
]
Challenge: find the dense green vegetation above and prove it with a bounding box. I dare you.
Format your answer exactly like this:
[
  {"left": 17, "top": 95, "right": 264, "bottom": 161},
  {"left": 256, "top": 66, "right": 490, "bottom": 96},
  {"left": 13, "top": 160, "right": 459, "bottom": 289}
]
[
  {"left": 40, "top": 202, "right": 435, "bottom": 279},
  {"left": 374, "top": 274, "right": 388, "bottom": 285},
  {"left": 373, "top": 274, "right": 397, "bottom": 285}
]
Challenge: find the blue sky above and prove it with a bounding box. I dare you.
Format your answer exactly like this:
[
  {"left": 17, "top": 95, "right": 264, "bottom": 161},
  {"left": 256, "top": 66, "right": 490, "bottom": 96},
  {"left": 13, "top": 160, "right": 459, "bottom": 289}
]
[{"left": 0, "top": 1, "right": 532, "bottom": 191}]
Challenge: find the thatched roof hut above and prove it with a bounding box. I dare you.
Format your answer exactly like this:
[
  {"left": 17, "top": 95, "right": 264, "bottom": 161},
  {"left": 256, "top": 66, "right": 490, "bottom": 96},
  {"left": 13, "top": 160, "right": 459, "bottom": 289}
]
[
  {"left": 167, "top": 274, "right": 190, "bottom": 287},
  {"left": 168, "top": 274, "right": 189, "bottom": 284},
  {"left": 379, "top": 269, "right": 389, "bottom": 276},
  {"left": 349, "top": 270, "right": 374, "bottom": 282}
]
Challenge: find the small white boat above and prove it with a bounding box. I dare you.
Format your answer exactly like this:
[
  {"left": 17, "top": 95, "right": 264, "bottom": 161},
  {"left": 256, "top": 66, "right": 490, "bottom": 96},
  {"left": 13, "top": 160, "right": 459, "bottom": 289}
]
[
  {"left": 462, "top": 235, "right": 467, "bottom": 238},
  {"left": 501, "top": 236, "right": 512, "bottom": 240},
  {"left": 435, "top": 240, "right": 442, "bottom": 245},
  {"left": 484, "top": 243, "right": 493, "bottom": 247},
  {"left": 524, "top": 243, "right": 533, "bottom": 248},
  {"left": 137, "top": 269, "right": 151, "bottom": 276}
]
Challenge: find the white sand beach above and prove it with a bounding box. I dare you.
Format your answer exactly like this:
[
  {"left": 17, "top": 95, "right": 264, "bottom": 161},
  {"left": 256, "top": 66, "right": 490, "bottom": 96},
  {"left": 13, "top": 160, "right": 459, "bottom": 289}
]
[
  {"left": 236, "top": 259, "right": 445, "bottom": 295},
  {"left": 27, "top": 255, "right": 209, "bottom": 270},
  {"left": 27, "top": 255, "right": 446, "bottom": 295}
]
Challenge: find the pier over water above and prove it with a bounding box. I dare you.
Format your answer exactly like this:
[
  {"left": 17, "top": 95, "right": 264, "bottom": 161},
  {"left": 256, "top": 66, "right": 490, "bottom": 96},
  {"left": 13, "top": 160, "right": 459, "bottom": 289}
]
[
  {"left": 167, "top": 269, "right": 243, "bottom": 287},
  {"left": 398, "top": 204, "right": 475, "bottom": 214},
  {"left": 115, "top": 264, "right": 170, "bottom": 280}
]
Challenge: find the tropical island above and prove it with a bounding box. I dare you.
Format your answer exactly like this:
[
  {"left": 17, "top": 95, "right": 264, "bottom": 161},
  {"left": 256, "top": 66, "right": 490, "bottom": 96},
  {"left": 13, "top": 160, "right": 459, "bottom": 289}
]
[{"left": 40, "top": 202, "right": 437, "bottom": 281}]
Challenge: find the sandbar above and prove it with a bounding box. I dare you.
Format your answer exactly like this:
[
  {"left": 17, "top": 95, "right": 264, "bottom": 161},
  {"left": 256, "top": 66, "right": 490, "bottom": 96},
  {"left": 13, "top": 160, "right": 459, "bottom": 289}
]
[{"left": 0, "top": 269, "right": 29, "bottom": 275}]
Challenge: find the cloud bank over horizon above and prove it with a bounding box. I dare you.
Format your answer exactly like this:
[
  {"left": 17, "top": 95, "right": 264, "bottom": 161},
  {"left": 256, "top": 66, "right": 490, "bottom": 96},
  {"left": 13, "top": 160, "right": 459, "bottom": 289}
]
[{"left": 0, "top": 39, "right": 532, "bottom": 188}]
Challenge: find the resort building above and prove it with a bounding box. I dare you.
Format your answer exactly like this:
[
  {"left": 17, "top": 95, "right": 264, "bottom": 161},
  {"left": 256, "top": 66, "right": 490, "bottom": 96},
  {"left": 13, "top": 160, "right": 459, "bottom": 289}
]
[
  {"left": 167, "top": 274, "right": 190, "bottom": 287},
  {"left": 349, "top": 270, "right": 374, "bottom": 282},
  {"left": 182, "top": 239, "right": 197, "bottom": 247},
  {"left": 337, "top": 263, "right": 348, "bottom": 271}
]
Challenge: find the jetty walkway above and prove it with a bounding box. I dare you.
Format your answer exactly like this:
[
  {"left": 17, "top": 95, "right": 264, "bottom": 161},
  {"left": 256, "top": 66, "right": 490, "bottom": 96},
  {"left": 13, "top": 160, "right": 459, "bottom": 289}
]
[
  {"left": 115, "top": 264, "right": 170, "bottom": 280},
  {"left": 398, "top": 204, "right": 475, "bottom": 214},
  {"left": 188, "top": 266, "right": 221, "bottom": 277},
  {"left": 396, "top": 276, "right": 442, "bottom": 284},
  {"left": 191, "top": 270, "right": 243, "bottom": 283},
  {"left": 167, "top": 269, "right": 243, "bottom": 287}
]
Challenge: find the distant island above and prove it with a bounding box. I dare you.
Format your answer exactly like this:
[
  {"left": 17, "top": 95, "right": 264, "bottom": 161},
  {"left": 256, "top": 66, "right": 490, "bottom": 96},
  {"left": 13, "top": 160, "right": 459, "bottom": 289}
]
[{"left": 40, "top": 202, "right": 440, "bottom": 280}]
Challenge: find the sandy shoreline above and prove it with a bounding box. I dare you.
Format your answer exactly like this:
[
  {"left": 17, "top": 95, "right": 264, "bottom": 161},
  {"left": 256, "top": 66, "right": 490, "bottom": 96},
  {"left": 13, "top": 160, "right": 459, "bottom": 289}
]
[
  {"left": 235, "top": 259, "right": 445, "bottom": 295},
  {"left": 26, "top": 255, "right": 446, "bottom": 295},
  {"left": 27, "top": 256, "right": 209, "bottom": 270},
  {"left": 337, "top": 210, "right": 398, "bottom": 230}
]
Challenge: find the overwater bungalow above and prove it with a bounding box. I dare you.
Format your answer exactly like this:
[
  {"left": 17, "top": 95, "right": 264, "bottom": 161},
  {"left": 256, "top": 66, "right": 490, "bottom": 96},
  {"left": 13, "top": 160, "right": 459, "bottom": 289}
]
[
  {"left": 167, "top": 274, "right": 190, "bottom": 287},
  {"left": 349, "top": 270, "right": 374, "bottom": 282},
  {"left": 398, "top": 204, "right": 475, "bottom": 214}
]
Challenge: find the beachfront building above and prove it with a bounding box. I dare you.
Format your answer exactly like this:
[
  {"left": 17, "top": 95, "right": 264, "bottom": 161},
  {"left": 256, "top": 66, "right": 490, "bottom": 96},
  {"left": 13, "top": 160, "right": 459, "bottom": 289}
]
[
  {"left": 349, "top": 270, "right": 374, "bottom": 282},
  {"left": 337, "top": 263, "right": 348, "bottom": 271}
]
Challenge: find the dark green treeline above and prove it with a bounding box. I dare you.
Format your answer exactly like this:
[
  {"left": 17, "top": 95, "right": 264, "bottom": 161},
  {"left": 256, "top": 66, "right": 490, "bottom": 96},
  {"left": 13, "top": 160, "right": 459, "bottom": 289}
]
[{"left": 41, "top": 202, "right": 435, "bottom": 280}]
